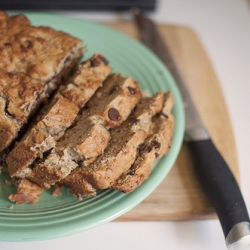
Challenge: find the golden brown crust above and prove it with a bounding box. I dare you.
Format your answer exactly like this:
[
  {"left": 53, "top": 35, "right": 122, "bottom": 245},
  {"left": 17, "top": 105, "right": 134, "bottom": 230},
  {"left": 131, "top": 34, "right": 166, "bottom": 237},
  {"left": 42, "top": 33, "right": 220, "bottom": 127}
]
[
  {"left": 63, "top": 173, "right": 97, "bottom": 197},
  {"left": 7, "top": 141, "right": 38, "bottom": 177},
  {"left": 0, "top": 13, "right": 83, "bottom": 82},
  {"left": 112, "top": 153, "right": 155, "bottom": 194},
  {"left": 8, "top": 178, "right": 43, "bottom": 204}
]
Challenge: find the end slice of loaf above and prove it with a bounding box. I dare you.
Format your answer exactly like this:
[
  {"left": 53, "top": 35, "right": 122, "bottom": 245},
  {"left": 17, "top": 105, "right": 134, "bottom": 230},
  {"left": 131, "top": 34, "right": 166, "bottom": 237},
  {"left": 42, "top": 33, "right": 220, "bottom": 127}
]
[
  {"left": 7, "top": 54, "right": 112, "bottom": 178},
  {"left": 26, "top": 74, "right": 142, "bottom": 188},
  {"left": 64, "top": 92, "right": 165, "bottom": 196},
  {"left": 0, "top": 11, "right": 84, "bottom": 156},
  {"left": 112, "top": 92, "right": 175, "bottom": 193}
]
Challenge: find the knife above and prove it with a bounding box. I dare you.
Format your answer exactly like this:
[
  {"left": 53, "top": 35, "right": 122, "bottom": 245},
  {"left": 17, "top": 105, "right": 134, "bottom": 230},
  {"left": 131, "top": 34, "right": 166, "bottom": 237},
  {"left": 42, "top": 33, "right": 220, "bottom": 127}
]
[{"left": 134, "top": 11, "right": 250, "bottom": 250}]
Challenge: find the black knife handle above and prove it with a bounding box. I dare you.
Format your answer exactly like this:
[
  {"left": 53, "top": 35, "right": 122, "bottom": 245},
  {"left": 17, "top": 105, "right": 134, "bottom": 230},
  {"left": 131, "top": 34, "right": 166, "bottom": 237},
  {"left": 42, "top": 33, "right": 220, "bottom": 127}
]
[{"left": 188, "top": 139, "right": 250, "bottom": 238}]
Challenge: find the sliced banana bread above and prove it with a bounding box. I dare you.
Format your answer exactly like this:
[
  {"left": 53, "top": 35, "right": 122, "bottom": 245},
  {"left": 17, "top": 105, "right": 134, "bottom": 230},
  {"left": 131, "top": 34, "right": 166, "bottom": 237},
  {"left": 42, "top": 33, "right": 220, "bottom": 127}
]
[
  {"left": 112, "top": 92, "right": 175, "bottom": 193},
  {"left": 26, "top": 73, "right": 142, "bottom": 188},
  {"left": 7, "top": 54, "right": 112, "bottom": 178},
  {"left": 64, "top": 92, "right": 164, "bottom": 196}
]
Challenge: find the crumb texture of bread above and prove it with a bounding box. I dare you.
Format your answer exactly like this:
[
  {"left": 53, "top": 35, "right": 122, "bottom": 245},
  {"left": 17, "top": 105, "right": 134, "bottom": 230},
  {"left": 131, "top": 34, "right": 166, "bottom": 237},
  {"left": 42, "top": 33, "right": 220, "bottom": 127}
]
[
  {"left": 8, "top": 178, "right": 43, "bottom": 204},
  {"left": 0, "top": 97, "right": 20, "bottom": 152},
  {"left": 62, "top": 54, "right": 112, "bottom": 108},
  {"left": 0, "top": 71, "right": 46, "bottom": 152}
]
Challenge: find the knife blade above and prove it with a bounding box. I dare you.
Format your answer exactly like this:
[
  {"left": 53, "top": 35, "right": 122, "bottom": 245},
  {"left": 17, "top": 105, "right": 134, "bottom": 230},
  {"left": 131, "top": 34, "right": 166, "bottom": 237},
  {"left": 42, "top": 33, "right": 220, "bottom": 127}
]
[{"left": 134, "top": 11, "right": 250, "bottom": 250}]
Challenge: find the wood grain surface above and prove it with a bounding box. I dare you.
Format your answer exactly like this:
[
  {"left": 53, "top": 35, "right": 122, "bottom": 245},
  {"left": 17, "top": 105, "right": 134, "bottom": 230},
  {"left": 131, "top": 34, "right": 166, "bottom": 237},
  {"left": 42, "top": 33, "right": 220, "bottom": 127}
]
[{"left": 104, "top": 22, "right": 239, "bottom": 221}]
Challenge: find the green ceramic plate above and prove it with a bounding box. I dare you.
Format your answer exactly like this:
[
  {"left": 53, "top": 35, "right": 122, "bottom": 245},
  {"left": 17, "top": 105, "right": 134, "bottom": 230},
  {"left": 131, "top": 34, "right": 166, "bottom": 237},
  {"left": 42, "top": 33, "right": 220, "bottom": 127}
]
[{"left": 0, "top": 13, "right": 184, "bottom": 242}]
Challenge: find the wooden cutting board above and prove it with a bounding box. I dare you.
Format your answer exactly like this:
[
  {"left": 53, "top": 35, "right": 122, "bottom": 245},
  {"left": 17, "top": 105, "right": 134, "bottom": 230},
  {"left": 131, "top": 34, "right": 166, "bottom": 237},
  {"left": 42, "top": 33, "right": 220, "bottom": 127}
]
[{"left": 104, "top": 22, "right": 239, "bottom": 221}]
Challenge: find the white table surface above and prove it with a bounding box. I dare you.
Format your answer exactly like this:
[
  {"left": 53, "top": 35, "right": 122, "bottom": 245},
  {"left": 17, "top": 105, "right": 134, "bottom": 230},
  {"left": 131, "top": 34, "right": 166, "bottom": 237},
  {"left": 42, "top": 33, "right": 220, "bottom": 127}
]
[{"left": 2, "top": 1, "right": 250, "bottom": 249}]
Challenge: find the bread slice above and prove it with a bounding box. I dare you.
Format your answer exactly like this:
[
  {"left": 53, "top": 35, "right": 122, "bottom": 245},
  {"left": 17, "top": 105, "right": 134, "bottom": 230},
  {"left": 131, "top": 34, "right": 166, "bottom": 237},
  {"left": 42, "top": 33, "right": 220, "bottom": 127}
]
[
  {"left": 112, "top": 92, "right": 175, "bottom": 193},
  {"left": 0, "top": 11, "right": 83, "bottom": 161},
  {"left": 6, "top": 54, "right": 112, "bottom": 178},
  {"left": 64, "top": 92, "right": 165, "bottom": 196},
  {"left": 26, "top": 73, "right": 142, "bottom": 188}
]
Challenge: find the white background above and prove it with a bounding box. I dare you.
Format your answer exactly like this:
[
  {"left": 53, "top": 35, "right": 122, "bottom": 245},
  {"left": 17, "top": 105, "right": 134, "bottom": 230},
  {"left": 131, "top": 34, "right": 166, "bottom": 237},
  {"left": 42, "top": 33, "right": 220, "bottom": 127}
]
[{"left": 2, "top": 1, "right": 250, "bottom": 249}]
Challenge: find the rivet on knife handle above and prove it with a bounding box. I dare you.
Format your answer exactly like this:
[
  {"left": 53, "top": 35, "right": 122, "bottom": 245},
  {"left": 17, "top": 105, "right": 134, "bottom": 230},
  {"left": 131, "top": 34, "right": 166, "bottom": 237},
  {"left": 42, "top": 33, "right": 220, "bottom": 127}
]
[{"left": 133, "top": 10, "right": 250, "bottom": 250}]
